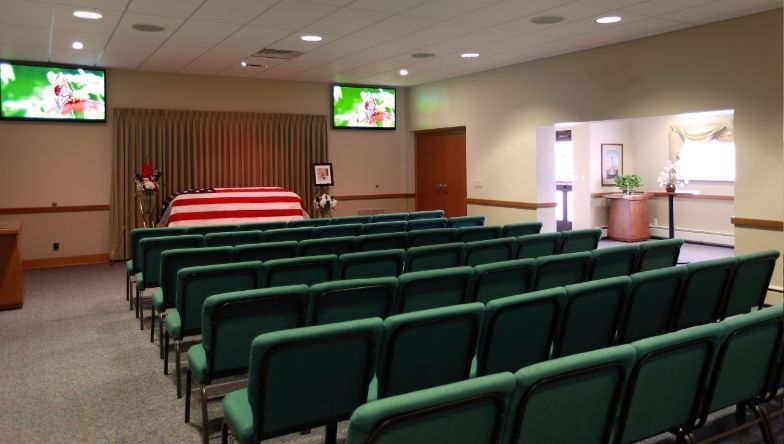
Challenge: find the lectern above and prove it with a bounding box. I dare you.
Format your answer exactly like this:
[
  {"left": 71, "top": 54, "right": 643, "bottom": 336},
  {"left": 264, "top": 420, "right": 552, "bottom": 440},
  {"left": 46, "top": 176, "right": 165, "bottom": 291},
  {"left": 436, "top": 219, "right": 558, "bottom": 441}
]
[
  {"left": 604, "top": 193, "right": 652, "bottom": 242},
  {"left": 0, "top": 220, "right": 23, "bottom": 310}
]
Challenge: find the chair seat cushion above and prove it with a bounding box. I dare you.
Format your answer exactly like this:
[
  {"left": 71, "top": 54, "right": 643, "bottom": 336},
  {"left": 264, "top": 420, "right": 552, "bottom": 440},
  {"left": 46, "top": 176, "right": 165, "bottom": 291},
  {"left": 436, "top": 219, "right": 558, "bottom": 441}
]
[
  {"left": 134, "top": 272, "right": 145, "bottom": 291},
  {"left": 187, "top": 344, "right": 209, "bottom": 384},
  {"left": 164, "top": 311, "right": 182, "bottom": 339},
  {"left": 152, "top": 289, "right": 164, "bottom": 310},
  {"left": 223, "top": 389, "right": 254, "bottom": 444},
  {"left": 126, "top": 260, "right": 134, "bottom": 276}
]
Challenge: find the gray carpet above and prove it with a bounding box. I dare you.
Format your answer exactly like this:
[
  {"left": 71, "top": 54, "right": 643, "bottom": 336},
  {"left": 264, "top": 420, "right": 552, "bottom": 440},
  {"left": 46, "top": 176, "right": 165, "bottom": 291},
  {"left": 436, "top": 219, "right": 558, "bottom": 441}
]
[{"left": 0, "top": 261, "right": 780, "bottom": 443}]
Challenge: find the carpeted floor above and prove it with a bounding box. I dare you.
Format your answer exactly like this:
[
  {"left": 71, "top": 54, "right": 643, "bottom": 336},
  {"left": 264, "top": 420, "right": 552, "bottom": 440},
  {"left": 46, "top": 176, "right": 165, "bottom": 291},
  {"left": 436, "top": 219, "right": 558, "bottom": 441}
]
[{"left": 0, "top": 251, "right": 780, "bottom": 443}]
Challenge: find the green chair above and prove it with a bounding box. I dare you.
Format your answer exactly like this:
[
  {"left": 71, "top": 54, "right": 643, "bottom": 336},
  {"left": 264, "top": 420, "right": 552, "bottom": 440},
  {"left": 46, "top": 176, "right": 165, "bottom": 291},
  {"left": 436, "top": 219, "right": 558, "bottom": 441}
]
[
  {"left": 357, "top": 232, "right": 408, "bottom": 252},
  {"left": 396, "top": 267, "right": 474, "bottom": 314},
  {"left": 239, "top": 221, "right": 287, "bottom": 231},
  {"left": 720, "top": 249, "right": 780, "bottom": 319},
  {"left": 345, "top": 373, "right": 515, "bottom": 444},
  {"left": 233, "top": 241, "right": 298, "bottom": 262},
  {"left": 532, "top": 252, "right": 591, "bottom": 291},
  {"left": 588, "top": 244, "right": 638, "bottom": 280},
  {"left": 516, "top": 233, "right": 561, "bottom": 259},
  {"left": 362, "top": 221, "right": 408, "bottom": 235},
  {"left": 185, "top": 285, "right": 309, "bottom": 443},
  {"left": 376, "top": 304, "right": 484, "bottom": 399},
  {"left": 674, "top": 257, "right": 735, "bottom": 330},
  {"left": 315, "top": 223, "right": 363, "bottom": 239},
  {"left": 409, "top": 210, "right": 444, "bottom": 220},
  {"left": 260, "top": 255, "right": 338, "bottom": 287},
  {"left": 204, "top": 230, "right": 265, "bottom": 247},
  {"left": 635, "top": 238, "right": 684, "bottom": 272},
  {"left": 505, "top": 344, "right": 636, "bottom": 444},
  {"left": 405, "top": 243, "right": 465, "bottom": 273},
  {"left": 339, "top": 250, "right": 406, "bottom": 280},
  {"left": 308, "top": 277, "right": 398, "bottom": 325},
  {"left": 559, "top": 228, "right": 601, "bottom": 254},
  {"left": 455, "top": 225, "right": 502, "bottom": 243},
  {"left": 448, "top": 215, "right": 485, "bottom": 228},
  {"left": 407, "top": 228, "right": 456, "bottom": 247},
  {"left": 331, "top": 215, "right": 372, "bottom": 225},
  {"left": 298, "top": 236, "right": 356, "bottom": 257},
  {"left": 371, "top": 212, "right": 409, "bottom": 223},
  {"left": 477, "top": 288, "right": 563, "bottom": 376},
  {"left": 165, "top": 261, "right": 262, "bottom": 398},
  {"left": 221, "top": 318, "right": 383, "bottom": 444},
  {"left": 407, "top": 218, "right": 448, "bottom": 231},
  {"left": 286, "top": 218, "right": 330, "bottom": 228},
  {"left": 464, "top": 238, "right": 517, "bottom": 267},
  {"left": 126, "top": 227, "right": 186, "bottom": 304},
  {"left": 185, "top": 224, "right": 239, "bottom": 236},
  {"left": 614, "top": 323, "right": 722, "bottom": 444},
  {"left": 501, "top": 222, "right": 542, "bottom": 238},
  {"left": 263, "top": 227, "right": 315, "bottom": 243},
  {"left": 617, "top": 267, "right": 687, "bottom": 344},
  {"left": 470, "top": 259, "right": 536, "bottom": 304}
]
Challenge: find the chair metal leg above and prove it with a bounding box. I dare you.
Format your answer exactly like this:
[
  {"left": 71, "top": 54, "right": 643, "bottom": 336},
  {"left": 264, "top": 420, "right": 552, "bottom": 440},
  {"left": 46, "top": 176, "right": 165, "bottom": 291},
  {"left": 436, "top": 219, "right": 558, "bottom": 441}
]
[
  {"left": 735, "top": 402, "right": 746, "bottom": 423},
  {"left": 164, "top": 331, "right": 170, "bottom": 375},
  {"left": 175, "top": 340, "right": 182, "bottom": 398},
  {"left": 130, "top": 280, "right": 134, "bottom": 311},
  {"left": 150, "top": 306, "right": 156, "bottom": 342},
  {"left": 325, "top": 422, "right": 337, "bottom": 444},
  {"left": 126, "top": 275, "right": 130, "bottom": 301},
  {"left": 139, "top": 294, "right": 145, "bottom": 330},
  {"left": 135, "top": 287, "right": 140, "bottom": 319},
  {"left": 201, "top": 384, "right": 209, "bottom": 444},
  {"left": 221, "top": 422, "right": 229, "bottom": 444},
  {"left": 185, "top": 367, "right": 192, "bottom": 423},
  {"left": 750, "top": 403, "right": 775, "bottom": 444},
  {"left": 159, "top": 313, "right": 165, "bottom": 359}
]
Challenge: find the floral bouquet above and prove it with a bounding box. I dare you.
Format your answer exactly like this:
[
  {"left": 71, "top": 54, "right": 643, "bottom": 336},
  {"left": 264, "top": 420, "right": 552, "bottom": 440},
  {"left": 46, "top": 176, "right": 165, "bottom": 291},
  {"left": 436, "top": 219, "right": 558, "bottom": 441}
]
[
  {"left": 314, "top": 194, "right": 337, "bottom": 218},
  {"left": 134, "top": 161, "right": 162, "bottom": 193},
  {"left": 657, "top": 161, "right": 688, "bottom": 192}
]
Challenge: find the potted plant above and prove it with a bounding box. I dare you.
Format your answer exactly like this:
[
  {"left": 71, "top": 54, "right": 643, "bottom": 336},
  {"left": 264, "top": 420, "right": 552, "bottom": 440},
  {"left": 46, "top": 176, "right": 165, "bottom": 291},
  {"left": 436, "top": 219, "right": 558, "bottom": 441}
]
[
  {"left": 615, "top": 174, "right": 642, "bottom": 195},
  {"left": 657, "top": 161, "right": 688, "bottom": 192},
  {"left": 314, "top": 193, "right": 338, "bottom": 218}
]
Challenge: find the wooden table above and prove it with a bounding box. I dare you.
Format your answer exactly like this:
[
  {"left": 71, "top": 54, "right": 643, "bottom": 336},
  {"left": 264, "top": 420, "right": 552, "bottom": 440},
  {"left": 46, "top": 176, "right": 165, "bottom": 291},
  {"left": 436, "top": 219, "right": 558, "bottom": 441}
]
[
  {"left": 0, "top": 220, "right": 24, "bottom": 310},
  {"left": 604, "top": 193, "right": 653, "bottom": 242}
]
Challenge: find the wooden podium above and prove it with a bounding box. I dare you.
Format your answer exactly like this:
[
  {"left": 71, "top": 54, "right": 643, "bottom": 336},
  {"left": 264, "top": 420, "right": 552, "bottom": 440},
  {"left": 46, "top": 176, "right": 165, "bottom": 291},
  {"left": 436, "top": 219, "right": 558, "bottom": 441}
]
[
  {"left": 0, "top": 220, "right": 23, "bottom": 310},
  {"left": 604, "top": 193, "right": 652, "bottom": 242}
]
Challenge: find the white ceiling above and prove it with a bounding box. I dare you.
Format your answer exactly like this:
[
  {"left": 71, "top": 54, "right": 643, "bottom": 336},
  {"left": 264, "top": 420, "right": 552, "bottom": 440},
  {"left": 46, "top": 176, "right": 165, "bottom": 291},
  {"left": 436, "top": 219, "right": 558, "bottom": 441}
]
[{"left": 0, "top": 0, "right": 779, "bottom": 86}]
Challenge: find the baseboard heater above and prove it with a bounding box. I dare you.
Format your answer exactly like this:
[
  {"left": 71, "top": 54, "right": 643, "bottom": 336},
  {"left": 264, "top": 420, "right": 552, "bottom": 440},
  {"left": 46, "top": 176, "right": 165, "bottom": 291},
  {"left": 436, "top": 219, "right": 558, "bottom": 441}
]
[{"left": 599, "top": 226, "right": 734, "bottom": 247}]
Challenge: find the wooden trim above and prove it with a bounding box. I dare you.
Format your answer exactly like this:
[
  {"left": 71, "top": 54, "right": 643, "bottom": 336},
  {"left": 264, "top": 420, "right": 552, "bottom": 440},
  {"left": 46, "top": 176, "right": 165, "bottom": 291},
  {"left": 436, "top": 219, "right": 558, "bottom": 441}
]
[
  {"left": 23, "top": 253, "right": 110, "bottom": 270},
  {"left": 730, "top": 217, "right": 784, "bottom": 230},
  {"left": 466, "top": 198, "right": 557, "bottom": 209},
  {"left": 0, "top": 205, "right": 110, "bottom": 215},
  {"left": 590, "top": 192, "right": 733, "bottom": 201},
  {"left": 334, "top": 193, "right": 414, "bottom": 201},
  {"left": 0, "top": 221, "right": 22, "bottom": 235},
  {"left": 413, "top": 126, "right": 466, "bottom": 135}
]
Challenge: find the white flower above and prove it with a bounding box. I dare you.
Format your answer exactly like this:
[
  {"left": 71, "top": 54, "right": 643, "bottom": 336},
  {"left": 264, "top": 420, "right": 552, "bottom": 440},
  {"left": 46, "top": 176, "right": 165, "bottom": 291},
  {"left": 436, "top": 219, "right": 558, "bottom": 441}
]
[
  {"left": 314, "top": 194, "right": 337, "bottom": 209},
  {"left": 143, "top": 180, "right": 156, "bottom": 190}
]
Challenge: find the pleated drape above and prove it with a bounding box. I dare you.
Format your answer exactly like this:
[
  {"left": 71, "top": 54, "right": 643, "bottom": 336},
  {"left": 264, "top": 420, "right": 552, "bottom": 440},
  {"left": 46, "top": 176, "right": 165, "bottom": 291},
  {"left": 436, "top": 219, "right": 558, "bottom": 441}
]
[{"left": 109, "top": 108, "right": 328, "bottom": 260}]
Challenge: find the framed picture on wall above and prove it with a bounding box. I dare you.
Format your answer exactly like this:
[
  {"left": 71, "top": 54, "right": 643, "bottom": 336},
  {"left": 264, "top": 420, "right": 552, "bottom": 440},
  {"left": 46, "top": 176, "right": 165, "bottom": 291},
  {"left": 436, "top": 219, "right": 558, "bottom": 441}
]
[
  {"left": 313, "top": 162, "right": 334, "bottom": 186},
  {"left": 601, "top": 144, "right": 623, "bottom": 186}
]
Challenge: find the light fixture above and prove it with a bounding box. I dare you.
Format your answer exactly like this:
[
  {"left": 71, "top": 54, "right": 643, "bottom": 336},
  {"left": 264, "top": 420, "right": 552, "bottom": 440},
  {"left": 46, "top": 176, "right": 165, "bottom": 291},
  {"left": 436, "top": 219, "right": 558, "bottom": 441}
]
[
  {"left": 399, "top": 68, "right": 408, "bottom": 76},
  {"left": 241, "top": 61, "right": 247, "bottom": 67},
  {"left": 300, "top": 34, "right": 323, "bottom": 42},
  {"left": 131, "top": 24, "right": 166, "bottom": 32},
  {"left": 73, "top": 10, "right": 102, "bottom": 19},
  {"left": 461, "top": 52, "right": 479, "bottom": 58},
  {"left": 72, "top": 41, "right": 84, "bottom": 50},
  {"left": 595, "top": 16, "right": 622, "bottom": 24},
  {"left": 530, "top": 16, "right": 564, "bottom": 25}
]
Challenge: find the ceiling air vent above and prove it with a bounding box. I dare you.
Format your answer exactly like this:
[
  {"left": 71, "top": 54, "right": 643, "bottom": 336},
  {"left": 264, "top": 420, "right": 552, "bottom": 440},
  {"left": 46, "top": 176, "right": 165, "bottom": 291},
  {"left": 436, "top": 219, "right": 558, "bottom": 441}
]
[{"left": 253, "top": 48, "right": 303, "bottom": 59}]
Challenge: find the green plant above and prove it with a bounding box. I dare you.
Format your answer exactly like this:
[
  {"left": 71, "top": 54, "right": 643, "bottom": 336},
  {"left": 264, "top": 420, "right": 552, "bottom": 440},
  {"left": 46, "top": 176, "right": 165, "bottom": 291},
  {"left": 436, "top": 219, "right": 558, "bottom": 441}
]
[{"left": 615, "top": 174, "right": 643, "bottom": 192}]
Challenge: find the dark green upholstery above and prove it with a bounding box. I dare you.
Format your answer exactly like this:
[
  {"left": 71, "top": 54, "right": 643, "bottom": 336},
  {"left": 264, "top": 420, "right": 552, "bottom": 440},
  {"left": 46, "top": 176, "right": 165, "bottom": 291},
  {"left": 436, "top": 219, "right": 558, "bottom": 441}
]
[
  {"left": 635, "top": 238, "right": 683, "bottom": 272},
  {"left": 346, "top": 373, "right": 515, "bottom": 444},
  {"left": 407, "top": 218, "right": 448, "bottom": 231},
  {"left": 471, "top": 259, "right": 536, "bottom": 304},
  {"left": 478, "top": 288, "right": 564, "bottom": 376},
  {"left": 204, "top": 230, "right": 265, "bottom": 247},
  {"left": 396, "top": 266, "right": 474, "bottom": 313},
  {"left": 405, "top": 243, "right": 465, "bottom": 273},
  {"left": 371, "top": 212, "right": 409, "bottom": 222},
  {"left": 233, "top": 241, "right": 297, "bottom": 262},
  {"left": 128, "top": 227, "right": 186, "bottom": 273},
  {"left": 377, "top": 303, "right": 484, "bottom": 398},
  {"left": 185, "top": 224, "right": 239, "bottom": 236},
  {"left": 455, "top": 225, "right": 502, "bottom": 243},
  {"left": 559, "top": 228, "right": 601, "bottom": 254},
  {"left": 516, "top": 233, "right": 561, "bottom": 259},
  {"left": 297, "top": 236, "right": 356, "bottom": 257},
  {"left": 332, "top": 215, "right": 373, "bottom": 225},
  {"left": 675, "top": 257, "right": 735, "bottom": 329},
  {"left": 615, "top": 323, "right": 722, "bottom": 444},
  {"left": 362, "top": 221, "right": 407, "bottom": 235},
  {"left": 137, "top": 234, "right": 204, "bottom": 290},
  {"left": 501, "top": 222, "right": 542, "bottom": 238},
  {"left": 448, "top": 215, "right": 486, "bottom": 228},
  {"left": 260, "top": 255, "right": 338, "bottom": 287},
  {"left": 409, "top": 210, "right": 444, "bottom": 220},
  {"left": 308, "top": 277, "right": 398, "bottom": 325},
  {"left": 588, "top": 244, "right": 638, "bottom": 280},
  {"left": 315, "top": 223, "right": 362, "bottom": 238},
  {"left": 357, "top": 232, "right": 408, "bottom": 252},
  {"left": 222, "top": 318, "right": 383, "bottom": 443},
  {"left": 464, "top": 238, "right": 517, "bottom": 267},
  {"left": 617, "top": 267, "right": 687, "bottom": 343},
  {"left": 407, "top": 228, "right": 456, "bottom": 247},
  {"left": 339, "top": 250, "right": 406, "bottom": 280},
  {"left": 239, "top": 221, "right": 287, "bottom": 231},
  {"left": 263, "top": 227, "right": 314, "bottom": 243},
  {"left": 505, "top": 344, "right": 635, "bottom": 444},
  {"left": 532, "top": 252, "right": 591, "bottom": 291},
  {"left": 286, "top": 218, "right": 330, "bottom": 228},
  {"left": 721, "top": 249, "right": 780, "bottom": 319}
]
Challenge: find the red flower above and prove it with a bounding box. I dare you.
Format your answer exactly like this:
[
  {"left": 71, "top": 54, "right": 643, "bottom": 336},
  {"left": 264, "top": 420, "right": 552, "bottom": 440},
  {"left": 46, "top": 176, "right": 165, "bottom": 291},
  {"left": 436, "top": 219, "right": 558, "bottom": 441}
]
[{"left": 142, "top": 162, "right": 154, "bottom": 179}]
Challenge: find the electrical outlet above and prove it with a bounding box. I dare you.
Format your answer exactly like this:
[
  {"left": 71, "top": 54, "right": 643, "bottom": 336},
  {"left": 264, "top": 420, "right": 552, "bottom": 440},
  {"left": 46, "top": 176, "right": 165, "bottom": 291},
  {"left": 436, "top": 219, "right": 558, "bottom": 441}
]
[
  {"left": 53, "top": 242, "right": 60, "bottom": 251},
  {"left": 653, "top": 218, "right": 658, "bottom": 226}
]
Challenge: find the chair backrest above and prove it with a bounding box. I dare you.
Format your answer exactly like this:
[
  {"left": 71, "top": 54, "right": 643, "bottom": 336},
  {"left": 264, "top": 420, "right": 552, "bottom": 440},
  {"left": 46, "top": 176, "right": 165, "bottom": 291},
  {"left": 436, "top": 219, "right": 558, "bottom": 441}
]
[
  {"left": 448, "top": 215, "right": 486, "bottom": 228},
  {"left": 309, "top": 277, "right": 398, "bottom": 325},
  {"left": 721, "top": 249, "right": 780, "bottom": 319},
  {"left": 505, "top": 344, "right": 635, "bottom": 444},
  {"left": 407, "top": 228, "right": 456, "bottom": 247},
  {"left": 246, "top": 318, "right": 383, "bottom": 440},
  {"left": 346, "top": 373, "right": 515, "bottom": 444},
  {"left": 185, "top": 224, "right": 239, "bottom": 236},
  {"left": 361, "top": 221, "right": 407, "bottom": 235},
  {"left": 158, "top": 246, "right": 233, "bottom": 309},
  {"left": 516, "top": 233, "right": 561, "bottom": 259},
  {"left": 674, "top": 256, "right": 736, "bottom": 330},
  {"left": 233, "top": 241, "right": 298, "bottom": 262},
  {"left": 239, "top": 221, "right": 287, "bottom": 231},
  {"left": 464, "top": 238, "right": 518, "bottom": 267},
  {"left": 202, "top": 285, "right": 309, "bottom": 381},
  {"left": 617, "top": 266, "right": 687, "bottom": 343},
  {"left": 332, "top": 215, "right": 373, "bottom": 225},
  {"left": 128, "top": 227, "right": 186, "bottom": 270},
  {"left": 339, "top": 250, "right": 406, "bottom": 280},
  {"left": 559, "top": 228, "right": 602, "bottom": 254},
  {"left": 635, "top": 238, "right": 683, "bottom": 272},
  {"left": 315, "top": 223, "right": 363, "bottom": 238},
  {"left": 455, "top": 225, "right": 502, "bottom": 243},
  {"left": 588, "top": 244, "right": 639, "bottom": 280},
  {"left": 263, "top": 227, "right": 315, "bottom": 243},
  {"left": 407, "top": 218, "right": 448, "bottom": 231},
  {"left": 138, "top": 234, "right": 203, "bottom": 287},
  {"left": 286, "top": 218, "right": 330, "bottom": 228},
  {"left": 409, "top": 210, "right": 444, "bottom": 220},
  {"left": 357, "top": 232, "right": 408, "bottom": 252},
  {"left": 260, "top": 255, "right": 338, "bottom": 288},
  {"left": 471, "top": 258, "right": 536, "bottom": 304},
  {"left": 478, "top": 288, "right": 564, "bottom": 376},
  {"left": 501, "top": 222, "right": 543, "bottom": 238},
  {"left": 204, "top": 230, "right": 265, "bottom": 247},
  {"left": 615, "top": 323, "right": 722, "bottom": 444},
  {"left": 532, "top": 252, "right": 592, "bottom": 291},
  {"left": 298, "top": 236, "right": 356, "bottom": 257},
  {"left": 176, "top": 261, "right": 262, "bottom": 336},
  {"left": 405, "top": 243, "right": 465, "bottom": 273},
  {"left": 371, "top": 212, "right": 409, "bottom": 223},
  {"left": 553, "top": 277, "right": 630, "bottom": 358},
  {"left": 378, "top": 303, "right": 484, "bottom": 398},
  {"left": 396, "top": 266, "right": 474, "bottom": 314}
]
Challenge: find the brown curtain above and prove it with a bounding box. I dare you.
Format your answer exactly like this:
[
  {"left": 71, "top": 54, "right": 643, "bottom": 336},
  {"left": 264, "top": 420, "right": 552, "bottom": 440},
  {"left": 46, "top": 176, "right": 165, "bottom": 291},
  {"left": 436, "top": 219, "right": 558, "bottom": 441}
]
[{"left": 109, "top": 108, "right": 328, "bottom": 260}]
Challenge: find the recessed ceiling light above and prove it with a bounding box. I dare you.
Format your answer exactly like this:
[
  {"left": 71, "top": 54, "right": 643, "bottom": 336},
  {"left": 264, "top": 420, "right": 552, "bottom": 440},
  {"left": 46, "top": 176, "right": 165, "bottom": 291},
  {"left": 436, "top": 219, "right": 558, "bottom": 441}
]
[
  {"left": 461, "top": 52, "right": 479, "bottom": 58},
  {"left": 596, "top": 16, "right": 622, "bottom": 24},
  {"left": 411, "top": 53, "right": 435, "bottom": 59},
  {"left": 530, "top": 16, "right": 564, "bottom": 25},
  {"left": 300, "top": 34, "right": 323, "bottom": 42},
  {"left": 241, "top": 61, "right": 247, "bottom": 67},
  {"left": 73, "top": 10, "right": 102, "bottom": 20},
  {"left": 131, "top": 23, "right": 166, "bottom": 32},
  {"left": 72, "top": 41, "right": 84, "bottom": 50},
  {"left": 399, "top": 68, "right": 408, "bottom": 76}
]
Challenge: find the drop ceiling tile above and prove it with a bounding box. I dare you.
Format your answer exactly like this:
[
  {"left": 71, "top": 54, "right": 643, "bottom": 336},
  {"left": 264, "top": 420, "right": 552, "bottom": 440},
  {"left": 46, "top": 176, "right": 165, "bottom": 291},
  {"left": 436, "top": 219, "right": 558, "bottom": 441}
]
[
  {"left": 55, "top": 0, "right": 130, "bottom": 12},
  {"left": 620, "top": 0, "right": 719, "bottom": 17},
  {"left": 451, "top": 0, "right": 572, "bottom": 27},
  {"left": 347, "top": 0, "right": 429, "bottom": 14},
  {"left": 54, "top": 5, "right": 123, "bottom": 33},
  {"left": 166, "top": 20, "right": 239, "bottom": 44},
  {"left": 428, "top": 27, "right": 523, "bottom": 51},
  {"left": 191, "top": 0, "right": 278, "bottom": 24},
  {"left": 499, "top": 2, "right": 608, "bottom": 33},
  {"left": 539, "top": 13, "right": 645, "bottom": 38},
  {"left": 405, "top": 0, "right": 503, "bottom": 21},
  {"left": 659, "top": 0, "right": 782, "bottom": 24},
  {"left": 264, "top": 32, "right": 340, "bottom": 53},
  {"left": 98, "top": 50, "right": 150, "bottom": 68},
  {"left": 306, "top": 0, "right": 355, "bottom": 5},
  {"left": 178, "top": 44, "right": 252, "bottom": 74},
  {"left": 0, "top": 23, "right": 50, "bottom": 47},
  {"left": 50, "top": 47, "right": 100, "bottom": 65},
  {"left": 0, "top": 43, "right": 49, "bottom": 61},
  {"left": 105, "top": 13, "right": 182, "bottom": 52},
  {"left": 472, "top": 32, "right": 560, "bottom": 54},
  {"left": 51, "top": 28, "right": 110, "bottom": 50},
  {"left": 305, "top": 8, "right": 391, "bottom": 36},
  {"left": 515, "top": 37, "right": 601, "bottom": 59},
  {"left": 248, "top": 0, "right": 338, "bottom": 30},
  {"left": 0, "top": 0, "right": 52, "bottom": 28},
  {"left": 216, "top": 63, "right": 265, "bottom": 77},
  {"left": 351, "top": 14, "right": 437, "bottom": 40},
  {"left": 396, "top": 20, "right": 486, "bottom": 46},
  {"left": 219, "top": 26, "right": 292, "bottom": 51},
  {"left": 577, "top": 0, "right": 646, "bottom": 9},
  {"left": 578, "top": 16, "right": 685, "bottom": 43},
  {"left": 127, "top": 0, "right": 204, "bottom": 19}
]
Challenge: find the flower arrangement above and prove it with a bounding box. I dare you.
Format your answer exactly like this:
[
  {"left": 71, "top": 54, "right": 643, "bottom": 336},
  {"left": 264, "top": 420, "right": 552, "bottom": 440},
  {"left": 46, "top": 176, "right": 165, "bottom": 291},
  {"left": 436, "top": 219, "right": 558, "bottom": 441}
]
[
  {"left": 134, "top": 162, "right": 162, "bottom": 193},
  {"left": 657, "top": 161, "right": 688, "bottom": 192},
  {"left": 314, "top": 194, "right": 337, "bottom": 218},
  {"left": 615, "top": 174, "right": 643, "bottom": 195}
]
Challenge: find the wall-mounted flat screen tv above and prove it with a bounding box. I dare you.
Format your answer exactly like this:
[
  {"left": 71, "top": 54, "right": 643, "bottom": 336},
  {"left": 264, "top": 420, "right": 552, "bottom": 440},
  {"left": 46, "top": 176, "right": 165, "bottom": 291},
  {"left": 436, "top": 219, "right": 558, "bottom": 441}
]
[
  {"left": 0, "top": 61, "right": 106, "bottom": 122},
  {"left": 332, "top": 84, "right": 395, "bottom": 130}
]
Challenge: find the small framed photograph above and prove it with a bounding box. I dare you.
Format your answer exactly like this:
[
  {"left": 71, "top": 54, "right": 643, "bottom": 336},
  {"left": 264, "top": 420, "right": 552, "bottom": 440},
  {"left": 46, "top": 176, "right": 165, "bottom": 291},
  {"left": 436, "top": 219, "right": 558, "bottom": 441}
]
[
  {"left": 601, "top": 144, "right": 623, "bottom": 186},
  {"left": 313, "top": 162, "right": 334, "bottom": 186}
]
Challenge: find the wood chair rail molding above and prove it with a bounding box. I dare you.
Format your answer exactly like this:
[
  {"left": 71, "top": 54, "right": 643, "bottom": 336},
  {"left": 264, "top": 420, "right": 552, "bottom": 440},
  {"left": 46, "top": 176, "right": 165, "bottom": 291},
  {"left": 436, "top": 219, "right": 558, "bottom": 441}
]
[
  {"left": 730, "top": 217, "right": 784, "bottom": 230},
  {"left": 0, "top": 205, "right": 110, "bottom": 215},
  {"left": 466, "top": 198, "right": 557, "bottom": 209},
  {"left": 590, "top": 192, "right": 733, "bottom": 200},
  {"left": 333, "top": 194, "right": 414, "bottom": 201}
]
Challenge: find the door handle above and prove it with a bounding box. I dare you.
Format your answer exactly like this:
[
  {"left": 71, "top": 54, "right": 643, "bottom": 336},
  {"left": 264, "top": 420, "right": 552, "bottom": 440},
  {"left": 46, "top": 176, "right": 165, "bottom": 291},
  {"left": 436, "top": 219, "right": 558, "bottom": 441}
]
[{"left": 442, "top": 184, "right": 448, "bottom": 193}]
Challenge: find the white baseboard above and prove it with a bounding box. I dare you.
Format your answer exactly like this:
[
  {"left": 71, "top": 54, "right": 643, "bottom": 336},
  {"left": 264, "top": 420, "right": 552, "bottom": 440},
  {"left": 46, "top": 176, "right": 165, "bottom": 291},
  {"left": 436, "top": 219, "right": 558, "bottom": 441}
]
[{"left": 597, "top": 226, "right": 734, "bottom": 247}]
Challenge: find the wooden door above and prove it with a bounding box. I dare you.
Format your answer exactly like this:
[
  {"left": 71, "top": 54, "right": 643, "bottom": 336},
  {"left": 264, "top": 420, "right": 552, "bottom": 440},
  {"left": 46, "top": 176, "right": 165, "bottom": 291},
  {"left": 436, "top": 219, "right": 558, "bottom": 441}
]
[
  {"left": 415, "top": 128, "right": 467, "bottom": 217},
  {"left": 415, "top": 133, "right": 443, "bottom": 212}
]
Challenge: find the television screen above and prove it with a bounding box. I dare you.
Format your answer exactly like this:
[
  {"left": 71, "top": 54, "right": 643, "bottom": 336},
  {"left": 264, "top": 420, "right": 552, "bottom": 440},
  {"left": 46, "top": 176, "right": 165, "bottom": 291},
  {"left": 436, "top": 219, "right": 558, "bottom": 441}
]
[
  {"left": 332, "top": 84, "right": 395, "bottom": 129},
  {"left": 0, "top": 61, "right": 106, "bottom": 122}
]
